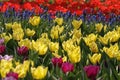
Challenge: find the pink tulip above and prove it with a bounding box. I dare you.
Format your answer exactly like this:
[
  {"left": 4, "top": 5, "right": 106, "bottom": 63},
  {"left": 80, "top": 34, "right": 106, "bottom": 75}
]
[{"left": 61, "top": 62, "right": 74, "bottom": 73}]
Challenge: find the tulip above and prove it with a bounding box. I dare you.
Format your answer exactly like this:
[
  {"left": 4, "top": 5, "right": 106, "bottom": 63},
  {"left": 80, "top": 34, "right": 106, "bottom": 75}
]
[
  {"left": 6, "top": 72, "right": 18, "bottom": 80},
  {"left": 54, "top": 17, "right": 63, "bottom": 25},
  {"left": 0, "top": 45, "right": 6, "bottom": 55},
  {"left": 84, "top": 65, "right": 100, "bottom": 80},
  {"left": 49, "top": 42, "right": 59, "bottom": 52},
  {"left": 61, "top": 62, "right": 74, "bottom": 73},
  {"left": 72, "top": 19, "right": 82, "bottom": 29},
  {"left": 31, "top": 66, "right": 48, "bottom": 79},
  {"left": 18, "top": 38, "right": 32, "bottom": 49},
  {"left": 68, "top": 46, "right": 81, "bottom": 63},
  {"left": 51, "top": 57, "right": 63, "bottom": 67},
  {"left": 89, "top": 53, "right": 101, "bottom": 64},
  {"left": 12, "top": 28, "right": 24, "bottom": 41},
  {"left": 25, "top": 28, "right": 35, "bottom": 37},
  {"left": 17, "top": 46, "right": 28, "bottom": 56},
  {"left": 95, "top": 23, "right": 103, "bottom": 32},
  {"left": 0, "top": 59, "right": 13, "bottom": 78},
  {"left": 29, "top": 16, "right": 40, "bottom": 26}
]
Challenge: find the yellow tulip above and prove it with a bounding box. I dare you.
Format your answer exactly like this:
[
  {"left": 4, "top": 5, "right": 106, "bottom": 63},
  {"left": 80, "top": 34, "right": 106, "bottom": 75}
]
[
  {"left": 89, "top": 42, "right": 98, "bottom": 53},
  {"left": 18, "top": 38, "right": 32, "bottom": 49},
  {"left": 72, "top": 19, "right": 82, "bottom": 29},
  {"left": 62, "top": 39, "right": 75, "bottom": 52},
  {"left": 114, "top": 51, "right": 120, "bottom": 61},
  {"left": 13, "top": 60, "right": 30, "bottom": 78},
  {"left": 54, "top": 17, "right": 63, "bottom": 25},
  {"left": 0, "top": 33, "right": 12, "bottom": 43},
  {"left": 95, "top": 23, "right": 103, "bottom": 32},
  {"left": 0, "top": 60, "right": 13, "bottom": 78},
  {"left": 29, "top": 16, "right": 40, "bottom": 26},
  {"left": 89, "top": 53, "right": 101, "bottom": 64},
  {"left": 62, "top": 56, "right": 67, "bottom": 62},
  {"left": 50, "top": 26, "right": 59, "bottom": 39},
  {"left": 49, "top": 42, "right": 59, "bottom": 52},
  {"left": 99, "top": 36, "right": 108, "bottom": 45},
  {"left": 38, "top": 43, "right": 48, "bottom": 55},
  {"left": 12, "top": 22, "right": 22, "bottom": 30},
  {"left": 68, "top": 46, "right": 81, "bottom": 63},
  {"left": 103, "top": 43, "right": 119, "bottom": 58},
  {"left": 5, "top": 23, "right": 12, "bottom": 30},
  {"left": 13, "top": 28, "right": 24, "bottom": 41},
  {"left": 25, "top": 28, "right": 35, "bottom": 37},
  {"left": 84, "top": 33, "right": 97, "bottom": 46},
  {"left": 31, "top": 66, "right": 48, "bottom": 79},
  {"left": 52, "top": 51, "right": 61, "bottom": 58},
  {"left": 32, "top": 40, "right": 48, "bottom": 55},
  {"left": 13, "top": 64, "right": 27, "bottom": 78},
  {"left": 50, "top": 25, "right": 64, "bottom": 39}
]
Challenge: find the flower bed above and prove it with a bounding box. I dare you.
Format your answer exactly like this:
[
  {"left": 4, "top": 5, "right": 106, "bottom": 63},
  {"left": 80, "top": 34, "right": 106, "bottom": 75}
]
[{"left": 0, "top": 0, "right": 120, "bottom": 80}]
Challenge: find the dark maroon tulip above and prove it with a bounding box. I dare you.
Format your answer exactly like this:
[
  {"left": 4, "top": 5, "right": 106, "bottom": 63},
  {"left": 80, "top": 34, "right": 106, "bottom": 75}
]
[
  {"left": 17, "top": 46, "right": 28, "bottom": 56},
  {"left": 84, "top": 65, "right": 100, "bottom": 80},
  {"left": 0, "top": 45, "right": 6, "bottom": 55},
  {"left": 52, "top": 57, "right": 63, "bottom": 67},
  {"left": 61, "top": 62, "right": 74, "bottom": 73},
  {"left": 6, "top": 72, "right": 18, "bottom": 80}
]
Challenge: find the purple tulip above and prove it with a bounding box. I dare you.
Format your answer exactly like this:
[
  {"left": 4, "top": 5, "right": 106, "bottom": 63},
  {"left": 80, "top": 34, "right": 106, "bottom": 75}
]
[
  {"left": 0, "top": 45, "right": 6, "bottom": 55},
  {"left": 61, "top": 62, "right": 74, "bottom": 74},
  {"left": 84, "top": 65, "right": 100, "bottom": 80},
  {"left": 17, "top": 46, "right": 28, "bottom": 56},
  {"left": 51, "top": 57, "right": 63, "bottom": 67}
]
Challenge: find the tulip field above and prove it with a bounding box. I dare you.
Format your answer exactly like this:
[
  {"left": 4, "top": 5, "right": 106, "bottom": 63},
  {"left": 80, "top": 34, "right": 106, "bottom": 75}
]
[{"left": 0, "top": 0, "right": 120, "bottom": 80}]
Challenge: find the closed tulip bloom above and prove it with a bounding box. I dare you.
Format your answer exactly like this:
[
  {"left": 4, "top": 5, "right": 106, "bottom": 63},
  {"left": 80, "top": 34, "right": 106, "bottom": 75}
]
[
  {"left": 0, "top": 45, "right": 6, "bottom": 55},
  {"left": 61, "top": 62, "right": 74, "bottom": 74},
  {"left": 89, "top": 53, "right": 101, "bottom": 64},
  {"left": 31, "top": 66, "right": 48, "bottom": 79},
  {"left": 84, "top": 65, "right": 100, "bottom": 80},
  {"left": 51, "top": 57, "right": 63, "bottom": 67},
  {"left": 95, "top": 23, "right": 103, "bottom": 32},
  {"left": 17, "top": 46, "right": 28, "bottom": 56}
]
